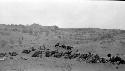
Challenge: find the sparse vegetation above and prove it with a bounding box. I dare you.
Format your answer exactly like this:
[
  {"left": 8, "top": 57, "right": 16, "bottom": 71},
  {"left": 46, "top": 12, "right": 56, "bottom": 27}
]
[
  {"left": 22, "top": 49, "right": 31, "bottom": 54},
  {"left": 1, "top": 24, "right": 125, "bottom": 71},
  {"left": 8, "top": 51, "right": 18, "bottom": 56},
  {"left": 0, "top": 53, "right": 6, "bottom": 57}
]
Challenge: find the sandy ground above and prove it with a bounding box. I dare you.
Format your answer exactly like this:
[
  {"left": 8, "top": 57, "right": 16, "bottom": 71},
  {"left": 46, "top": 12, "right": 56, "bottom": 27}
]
[
  {"left": 1, "top": 25, "right": 125, "bottom": 71},
  {"left": 23, "top": 63, "right": 125, "bottom": 71}
]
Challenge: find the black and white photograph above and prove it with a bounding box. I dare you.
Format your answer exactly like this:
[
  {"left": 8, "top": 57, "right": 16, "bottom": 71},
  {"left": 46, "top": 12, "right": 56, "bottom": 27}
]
[{"left": 0, "top": 0, "right": 125, "bottom": 71}]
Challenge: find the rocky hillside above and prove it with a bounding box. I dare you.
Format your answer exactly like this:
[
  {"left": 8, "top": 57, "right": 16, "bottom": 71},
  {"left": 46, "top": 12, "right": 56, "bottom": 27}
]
[{"left": 0, "top": 24, "right": 125, "bottom": 71}]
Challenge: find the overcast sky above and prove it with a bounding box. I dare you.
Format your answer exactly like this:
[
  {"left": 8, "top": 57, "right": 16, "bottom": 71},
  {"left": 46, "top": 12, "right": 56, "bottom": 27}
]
[{"left": 0, "top": 0, "right": 125, "bottom": 29}]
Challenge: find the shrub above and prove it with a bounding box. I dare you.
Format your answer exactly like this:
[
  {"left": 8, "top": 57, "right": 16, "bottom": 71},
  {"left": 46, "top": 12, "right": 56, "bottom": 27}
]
[{"left": 22, "top": 49, "right": 31, "bottom": 54}]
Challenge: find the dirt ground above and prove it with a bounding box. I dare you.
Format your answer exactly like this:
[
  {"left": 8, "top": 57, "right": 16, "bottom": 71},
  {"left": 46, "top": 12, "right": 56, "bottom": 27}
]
[{"left": 0, "top": 24, "right": 125, "bottom": 71}]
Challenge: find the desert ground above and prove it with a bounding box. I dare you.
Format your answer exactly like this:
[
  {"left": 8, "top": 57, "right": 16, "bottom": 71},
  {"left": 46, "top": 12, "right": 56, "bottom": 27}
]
[{"left": 0, "top": 24, "right": 125, "bottom": 71}]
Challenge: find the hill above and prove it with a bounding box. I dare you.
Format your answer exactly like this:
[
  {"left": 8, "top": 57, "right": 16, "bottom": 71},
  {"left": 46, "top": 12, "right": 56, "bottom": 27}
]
[{"left": 0, "top": 24, "right": 125, "bottom": 71}]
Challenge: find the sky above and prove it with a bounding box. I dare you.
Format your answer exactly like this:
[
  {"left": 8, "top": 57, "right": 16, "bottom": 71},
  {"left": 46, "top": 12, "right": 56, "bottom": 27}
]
[{"left": 0, "top": 0, "right": 125, "bottom": 29}]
